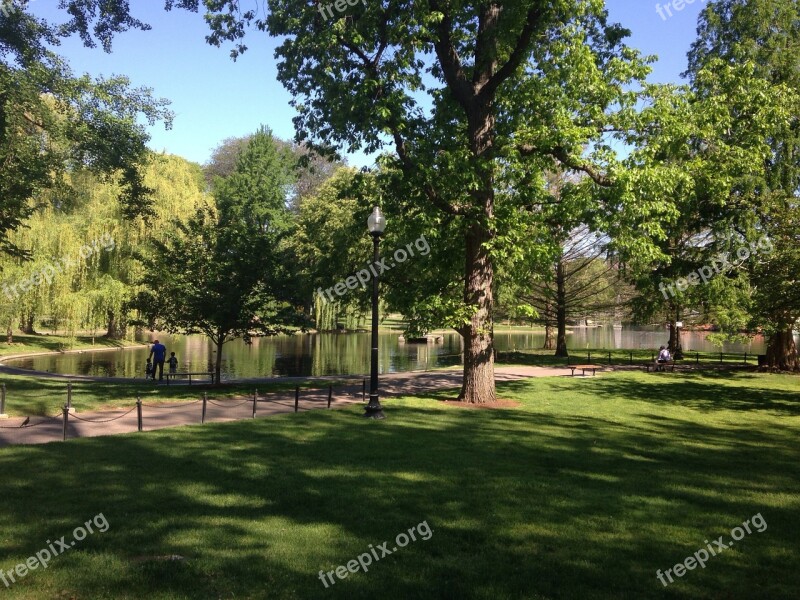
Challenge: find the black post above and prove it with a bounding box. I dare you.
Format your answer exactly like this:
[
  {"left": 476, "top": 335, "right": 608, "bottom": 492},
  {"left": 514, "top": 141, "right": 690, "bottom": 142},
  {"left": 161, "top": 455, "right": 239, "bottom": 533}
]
[
  {"left": 608, "top": 351, "right": 612, "bottom": 365},
  {"left": 252, "top": 389, "right": 257, "bottom": 419},
  {"left": 328, "top": 385, "right": 332, "bottom": 409},
  {"left": 588, "top": 351, "right": 591, "bottom": 363},
  {"left": 294, "top": 386, "right": 299, "bottom": 413},
  {"left": 66, "top": 382, "right": 72, "bottom": 411},
  {"left": 362, "top": 378, "right": 366, "bottom": 403},
  {"left": 136, "top": 396, "right": 142, "bottom": 432},
  {"left": 201, "top": 392, "right": 207, "bottom": 424},
  {"left": 62, "top": 405, "right": 69, "bottom": 441},
  {"left": 720, "top": 352, "right": 723, "bottom": 364},
  {"left": 696, "top": 352, "right": 699, "bottom": 364},
  {"left": 0, "top": 382, "right": 6, "bottom": 416},
  {"left": 744, "top": 353, "right": 747, "bottom": 364},
  {"left": 364, "top": 231, "right": 386, "bottom": 420},
  {"left": 629, "top": 352, "right": 633, "bottom": 365}
]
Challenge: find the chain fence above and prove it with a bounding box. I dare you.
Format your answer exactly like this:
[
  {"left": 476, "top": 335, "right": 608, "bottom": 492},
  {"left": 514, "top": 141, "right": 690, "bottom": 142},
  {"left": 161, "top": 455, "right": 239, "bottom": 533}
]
[{"left": 0, "top": 378, "right": 368, "bottom": 446}]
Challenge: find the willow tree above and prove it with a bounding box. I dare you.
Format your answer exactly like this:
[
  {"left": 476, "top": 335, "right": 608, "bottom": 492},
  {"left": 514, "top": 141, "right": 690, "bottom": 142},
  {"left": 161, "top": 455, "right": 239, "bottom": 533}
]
[{"left": 0, "top": 5, "right": 172, "bottom": 256}]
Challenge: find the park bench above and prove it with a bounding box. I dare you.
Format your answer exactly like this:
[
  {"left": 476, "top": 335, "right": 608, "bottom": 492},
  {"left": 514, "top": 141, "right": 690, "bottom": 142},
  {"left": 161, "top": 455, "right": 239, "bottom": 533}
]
[
  {"left": 645, "top": 361, "right": 675, "bottom": 373},
  {"left": 165, "top": 372, "right": 216, "bottom": 385},
  {"left": 569, "top": 364, "right": 601, "bottom": 377}
]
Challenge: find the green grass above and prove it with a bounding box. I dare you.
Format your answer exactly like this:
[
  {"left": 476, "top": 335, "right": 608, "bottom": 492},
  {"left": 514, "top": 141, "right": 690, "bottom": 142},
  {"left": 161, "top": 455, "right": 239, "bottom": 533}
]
[
  {"left": 0, "top": 371, "right": 798, "bottom": 599},
  {"left": 0, "top": 374, "right": 364, "bottom": 417}
]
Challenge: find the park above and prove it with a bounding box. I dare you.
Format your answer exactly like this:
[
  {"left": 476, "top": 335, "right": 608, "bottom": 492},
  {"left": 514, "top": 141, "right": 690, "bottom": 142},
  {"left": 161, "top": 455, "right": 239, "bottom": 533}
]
[{"left": 0, "top": 0, "right": 798, "bottom": 598}]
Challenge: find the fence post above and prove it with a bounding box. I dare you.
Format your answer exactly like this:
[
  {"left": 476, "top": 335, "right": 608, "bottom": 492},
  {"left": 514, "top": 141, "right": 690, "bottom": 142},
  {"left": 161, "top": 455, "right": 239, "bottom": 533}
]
[
  {"left": 629, "top": 352, "right": 633, "bottom": 365},
  {"left": 327, "top": 385, "right": 332, "bottom": 409},
  {"left": 252, "top": 389, "right": 257, "bottom": 419},
  {"left": 0, "top": 382, "right": 7, "bottom": 418},
  {"left": 362, "top": 378, "right": 366, "bottom": 403},
  {"left": 62, "top": 404, "right": 69, "bottom": 441},
  {"left": 608, "top": 351, "right": 612, "bottom": 365},
  {"left": 66, "top": 382, "right": 72, "bottom": 411},
  {"left": 201, "top": 392, "right": 207, "bottom": 424},
  {"left": 720, "top": 352, "right": 723, "bottom": 364},
  {"left": 587, "top": 351, "right": 591, "bottom": 363},
  {"left": 744, "top": 352, "right": 748, "bottom": 364},
  {"left": 136, "top": 396, "right": 142, "bottom": 432},
  {"left": 696, "top": 352, "right": 699, "bottom": 364},
  {"left": 294, "top": 386, "right": 299, "bottom": 413}
]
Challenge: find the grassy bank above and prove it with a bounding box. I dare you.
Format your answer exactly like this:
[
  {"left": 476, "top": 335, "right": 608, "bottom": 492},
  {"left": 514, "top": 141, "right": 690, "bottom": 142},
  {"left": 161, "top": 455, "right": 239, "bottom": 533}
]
[
  {"left": 0, "top": 371, "right": 797, "bottom": 599},
  {"left": 0, "top": 333, "right": 143, "bottom": 358}
]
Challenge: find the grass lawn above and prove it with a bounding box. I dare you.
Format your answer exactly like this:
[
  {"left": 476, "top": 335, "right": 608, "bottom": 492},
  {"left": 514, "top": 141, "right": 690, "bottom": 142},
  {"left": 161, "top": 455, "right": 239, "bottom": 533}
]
[
  {"left": 0, "top": 370, "right": 798, "bottom": 599},
  {"left": 0, "top": 373, "right": 364, "bottom": 417},
  {"left": 0, "top": 333, "right": 144, "bottom": 357}
]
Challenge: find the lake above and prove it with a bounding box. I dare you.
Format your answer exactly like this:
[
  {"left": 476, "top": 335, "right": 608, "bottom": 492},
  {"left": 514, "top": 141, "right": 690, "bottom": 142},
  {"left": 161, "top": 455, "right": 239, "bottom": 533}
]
[{"left": 4, "top": 326, "right": 784, "bottom": 380}]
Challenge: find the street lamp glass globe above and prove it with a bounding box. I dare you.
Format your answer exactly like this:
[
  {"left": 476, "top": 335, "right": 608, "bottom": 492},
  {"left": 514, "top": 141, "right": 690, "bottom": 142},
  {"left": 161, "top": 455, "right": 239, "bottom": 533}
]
[{"left": 367, "top": 206, "right": 386, "bottom": 234}]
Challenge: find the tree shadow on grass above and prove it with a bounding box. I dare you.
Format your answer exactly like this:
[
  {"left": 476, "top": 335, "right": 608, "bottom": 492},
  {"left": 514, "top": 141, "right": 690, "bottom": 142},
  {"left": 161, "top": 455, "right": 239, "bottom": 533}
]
[
  {"left": 497, "top": 371, "right": 800, "bottom": 416},
  {"left": 0, "top": 396, "right": 797, "bottom": 599}
]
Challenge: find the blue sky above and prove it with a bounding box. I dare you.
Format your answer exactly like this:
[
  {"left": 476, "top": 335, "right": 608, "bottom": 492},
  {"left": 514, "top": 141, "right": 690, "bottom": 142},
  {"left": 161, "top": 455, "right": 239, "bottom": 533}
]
[{"left": 30, "top": 0, "right": 710, "bottom": 168}]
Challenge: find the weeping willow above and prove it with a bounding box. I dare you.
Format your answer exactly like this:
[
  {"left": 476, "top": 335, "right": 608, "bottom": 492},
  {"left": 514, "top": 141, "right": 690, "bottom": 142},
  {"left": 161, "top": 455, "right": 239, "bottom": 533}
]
[{"left": 0, "top": 153, "right": 210, "bottom": 345}]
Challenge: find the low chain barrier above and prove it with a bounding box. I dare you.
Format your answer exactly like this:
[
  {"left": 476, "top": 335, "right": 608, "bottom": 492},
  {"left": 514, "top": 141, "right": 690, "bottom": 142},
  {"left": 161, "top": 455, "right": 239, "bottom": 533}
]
[{"left": 0, "top": 378, "right": 368, "bottom": 445}]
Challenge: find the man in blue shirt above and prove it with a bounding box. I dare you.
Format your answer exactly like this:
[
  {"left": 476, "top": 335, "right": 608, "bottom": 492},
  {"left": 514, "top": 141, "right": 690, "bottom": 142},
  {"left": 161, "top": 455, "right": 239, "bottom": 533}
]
[{"left": 149, "top": 339, "right": 167, "bottom": 382}]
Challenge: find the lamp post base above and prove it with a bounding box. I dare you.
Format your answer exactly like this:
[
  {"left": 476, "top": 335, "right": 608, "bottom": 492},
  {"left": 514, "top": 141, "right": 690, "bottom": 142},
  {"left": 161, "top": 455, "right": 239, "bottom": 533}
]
[{"left": 363, "top": 395, "right": 386, "bottom": 420}]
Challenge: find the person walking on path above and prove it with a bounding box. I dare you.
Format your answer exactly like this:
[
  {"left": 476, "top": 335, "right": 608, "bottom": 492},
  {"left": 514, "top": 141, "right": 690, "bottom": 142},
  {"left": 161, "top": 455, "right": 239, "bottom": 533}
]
[{"left": 149, "top": 340, "right": 167, "bottom": 382}]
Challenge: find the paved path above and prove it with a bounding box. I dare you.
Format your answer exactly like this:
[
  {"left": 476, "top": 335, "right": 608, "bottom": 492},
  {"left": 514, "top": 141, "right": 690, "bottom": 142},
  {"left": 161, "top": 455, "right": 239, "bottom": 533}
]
[{"left": 0, "top": 366, "right": 579, "bottom": 447}]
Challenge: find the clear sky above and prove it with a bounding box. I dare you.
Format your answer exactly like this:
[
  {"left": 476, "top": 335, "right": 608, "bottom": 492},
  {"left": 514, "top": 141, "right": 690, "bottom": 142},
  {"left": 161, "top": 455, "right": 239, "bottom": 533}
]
[{"left": 30, "top": 0, "right": 711, "bottom": 168}]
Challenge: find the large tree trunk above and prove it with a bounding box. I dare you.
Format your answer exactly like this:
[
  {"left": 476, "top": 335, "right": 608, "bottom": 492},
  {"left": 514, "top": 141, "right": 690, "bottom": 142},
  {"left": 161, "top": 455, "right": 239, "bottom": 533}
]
[
  {"left": 667, "top": 307, "right": 683, "bottom": 355},
  {"left": 19, "top": 312, "right": 35, "bottom": 334},
  {"left": 457, "top": 220, "right": 496, "bottom": 403},
  {"left": 766, "top": 326, "right": 799, "bottom": 371},
  {"left": 214, "top": 331, "right": 227, "bottom": 385},
  {"left": 555, "top": 260, "right": 569, "bottom": 358},
  {"left": 543, "top": 322, "right": 554, "bottom": 349},
  {"left": 106, "top": 310, "right": 121, "bottom": 339}
]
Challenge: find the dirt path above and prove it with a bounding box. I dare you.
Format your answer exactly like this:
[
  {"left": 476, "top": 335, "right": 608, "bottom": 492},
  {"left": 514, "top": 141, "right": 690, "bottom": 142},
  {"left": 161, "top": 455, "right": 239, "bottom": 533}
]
[{"left": 0, "top": 365, "right": 581, "bottom": 447}]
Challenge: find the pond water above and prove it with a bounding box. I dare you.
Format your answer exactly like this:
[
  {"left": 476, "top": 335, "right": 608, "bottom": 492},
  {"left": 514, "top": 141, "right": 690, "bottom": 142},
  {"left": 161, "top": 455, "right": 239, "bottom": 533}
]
[{"left": 5, "top": 326, "right": 784, "bottom": 380}]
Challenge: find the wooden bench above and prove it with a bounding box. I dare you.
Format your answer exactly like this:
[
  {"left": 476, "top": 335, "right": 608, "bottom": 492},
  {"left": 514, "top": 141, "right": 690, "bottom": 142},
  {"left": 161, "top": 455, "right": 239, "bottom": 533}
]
[
  {"left": 569, "top": 364, "right": 601, "bottom": 377},
  {"left": 165, "top": 372, "right": 216, "bottom": 385},
  {"left": 645, "top": 361, "right": 675, "bottom": 373}
]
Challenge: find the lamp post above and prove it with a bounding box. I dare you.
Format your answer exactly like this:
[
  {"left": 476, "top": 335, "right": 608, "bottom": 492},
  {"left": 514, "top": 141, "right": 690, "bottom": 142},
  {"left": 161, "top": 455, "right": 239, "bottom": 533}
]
[{"left": 364, "top": 206, "right": 386, "bottom": 419}]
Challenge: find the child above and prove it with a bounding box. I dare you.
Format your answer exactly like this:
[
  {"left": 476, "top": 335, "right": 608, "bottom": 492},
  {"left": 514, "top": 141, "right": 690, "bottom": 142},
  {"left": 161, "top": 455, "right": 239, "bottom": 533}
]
[
  {"left": 145, "top": 359, "right": 153, "bottom": 380},
  {"left": 168, "top": 352, "right": 178, "bottom": 374}
]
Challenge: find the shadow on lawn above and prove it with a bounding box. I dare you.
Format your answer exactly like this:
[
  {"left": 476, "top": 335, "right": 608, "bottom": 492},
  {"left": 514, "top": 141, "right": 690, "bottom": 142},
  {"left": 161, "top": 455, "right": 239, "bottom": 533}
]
[
  {"left": 0, "top": 395, "right": 798, "bottom": 599},
  {"left": 499, "top": 370, "right": 800, "bottom": 416}
]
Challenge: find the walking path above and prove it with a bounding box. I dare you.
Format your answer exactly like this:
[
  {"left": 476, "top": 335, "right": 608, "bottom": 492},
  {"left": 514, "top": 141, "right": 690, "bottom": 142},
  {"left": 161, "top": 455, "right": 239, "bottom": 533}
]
[{"left": 0, "top": 365, "right": 574, "bottom": 447}]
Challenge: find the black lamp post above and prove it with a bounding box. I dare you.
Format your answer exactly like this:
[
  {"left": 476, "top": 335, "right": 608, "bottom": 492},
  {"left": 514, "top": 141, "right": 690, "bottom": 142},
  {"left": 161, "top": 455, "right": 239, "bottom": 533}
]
[{"left": 364, "top": 206, "right": 386, "bottom": 419}]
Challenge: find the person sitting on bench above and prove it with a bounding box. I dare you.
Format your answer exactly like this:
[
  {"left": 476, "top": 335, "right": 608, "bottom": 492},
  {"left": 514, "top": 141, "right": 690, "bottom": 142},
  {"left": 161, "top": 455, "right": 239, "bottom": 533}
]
[{"left": 656, "top": 346, "right": 671, "bottom": 371}]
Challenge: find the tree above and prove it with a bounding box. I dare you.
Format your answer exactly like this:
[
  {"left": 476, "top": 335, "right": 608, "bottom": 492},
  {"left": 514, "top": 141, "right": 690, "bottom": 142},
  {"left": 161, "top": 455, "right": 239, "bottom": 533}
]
[
  {"left": 520, "top": 226, "right": 623, "bottom": 357},
  {"left": 291, "top": 167, "right": 374, "bottom": 330},
  {"left": 205, "top": 134, "right": 342, "bottom": 211},
  {"left": 134, "top": 131, "right": 304, "bottom": 382},
  {"left": 0, "top": 5, "right": 173, "bottom": 255},
  {"left": 687, "top": 0, "right": 800, "bottom": 370},
  {"left": 177, "top": 0, "right": 668, "bottom": 403}
]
